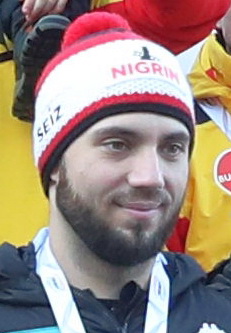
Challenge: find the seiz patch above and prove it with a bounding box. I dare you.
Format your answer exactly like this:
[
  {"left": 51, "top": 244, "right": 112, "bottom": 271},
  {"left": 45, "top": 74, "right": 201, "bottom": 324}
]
[{"left": 214, "top": 149, "right": 231, "bottom": 195}]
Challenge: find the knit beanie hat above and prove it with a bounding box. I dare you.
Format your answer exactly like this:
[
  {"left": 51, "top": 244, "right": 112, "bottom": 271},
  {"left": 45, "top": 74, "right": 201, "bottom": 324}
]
[{"left": 33, "top": 12, "right": 195, "bottom": 193}]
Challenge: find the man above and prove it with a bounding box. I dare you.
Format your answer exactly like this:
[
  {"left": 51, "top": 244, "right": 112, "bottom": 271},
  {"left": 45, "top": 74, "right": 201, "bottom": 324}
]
[
  {"left": 1, "top": 11, "right": 231, "bottom": 333},
  {"left": 0, "top": 0, "right": 230, "bottom": 248}
]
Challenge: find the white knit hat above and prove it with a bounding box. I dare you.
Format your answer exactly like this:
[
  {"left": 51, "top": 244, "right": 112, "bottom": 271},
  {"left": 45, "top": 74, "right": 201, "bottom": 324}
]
[{"left": 33, "top": 12, "right": 194, "bottom": 193}]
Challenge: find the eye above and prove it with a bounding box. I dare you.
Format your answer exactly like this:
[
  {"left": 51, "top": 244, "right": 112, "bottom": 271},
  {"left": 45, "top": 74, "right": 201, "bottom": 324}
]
[
  {"left": 161, "top": 142, "right": 186, "bottom": 160},
  {"left": 103, "top": 139, "right": 128, "bottom": 152}
]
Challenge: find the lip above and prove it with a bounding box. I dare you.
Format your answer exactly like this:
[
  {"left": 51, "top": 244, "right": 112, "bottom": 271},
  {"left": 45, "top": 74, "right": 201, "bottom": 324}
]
[
  {"left": 121, "top": 201, "right": 162, "bottom": 210},
  {"left": 116, "top": 201, "right": 163, "bottom": 219}
]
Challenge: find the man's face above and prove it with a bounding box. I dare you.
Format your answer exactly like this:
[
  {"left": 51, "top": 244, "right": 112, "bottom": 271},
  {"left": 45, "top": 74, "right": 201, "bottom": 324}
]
[{"left": 55, "top": 112, "right": 190, "bottom": 266}]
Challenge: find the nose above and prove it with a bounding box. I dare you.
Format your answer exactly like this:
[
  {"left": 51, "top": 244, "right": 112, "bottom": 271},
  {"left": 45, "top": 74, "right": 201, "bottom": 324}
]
[{"left": 127, "top": 148, "right": 165, "bottom": 188}]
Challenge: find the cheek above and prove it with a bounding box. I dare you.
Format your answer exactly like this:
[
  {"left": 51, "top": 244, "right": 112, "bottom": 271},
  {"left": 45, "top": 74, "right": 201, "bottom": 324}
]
[
  {"left": 72, "top": 162, "right": 124, "bottom": 198},
  {"left": 166, "top": 163, "right": 188, "bottom": 196}
]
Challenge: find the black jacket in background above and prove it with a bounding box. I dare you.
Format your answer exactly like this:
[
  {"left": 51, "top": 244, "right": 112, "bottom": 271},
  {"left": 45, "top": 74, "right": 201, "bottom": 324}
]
[{"left": 0, "top": 0, "right": 90, "bottom": 40}]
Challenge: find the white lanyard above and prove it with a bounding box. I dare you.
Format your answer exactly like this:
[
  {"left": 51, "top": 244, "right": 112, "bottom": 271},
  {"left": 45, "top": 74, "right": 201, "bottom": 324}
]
[
  {"left": 34, "top": 228, "right": 170, "bottom": 333},
  {"left": 199, "top": 103, "right": 231, "bottom": 140}
]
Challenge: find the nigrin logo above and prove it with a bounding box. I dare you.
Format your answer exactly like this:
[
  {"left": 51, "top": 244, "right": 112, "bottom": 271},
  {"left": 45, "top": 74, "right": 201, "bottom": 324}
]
[
  {"left": 111, "top": 46, "right": 180, "bottom": 83},
  {"left": 111, "top": 62, "right": 179, "bottom": 83},
  {"left": 214, "top": 149, "right": 231, "bottom": 195}
]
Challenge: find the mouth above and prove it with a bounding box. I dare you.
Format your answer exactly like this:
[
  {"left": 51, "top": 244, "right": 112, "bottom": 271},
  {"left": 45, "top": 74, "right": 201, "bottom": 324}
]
[
  {"left": 116, "top": 201, "right": 163, "bottom": 219},
  {"left": 123, "top": 201, "right": 162, "bottom": 210}
]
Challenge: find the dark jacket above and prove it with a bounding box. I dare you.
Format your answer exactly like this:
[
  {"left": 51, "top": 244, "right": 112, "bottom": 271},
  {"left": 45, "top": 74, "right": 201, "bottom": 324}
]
[
  {"left": 0, "top": 0, "right": 90, "bottom": 41},
  {"left": 0, "top": 242, "right": 231, "bottom": 333}
]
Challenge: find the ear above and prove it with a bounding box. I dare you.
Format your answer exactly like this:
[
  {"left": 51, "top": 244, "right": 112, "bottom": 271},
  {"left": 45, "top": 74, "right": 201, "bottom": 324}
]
[{"left": 50, "top": 166, "right": 60, "bottom": 185}]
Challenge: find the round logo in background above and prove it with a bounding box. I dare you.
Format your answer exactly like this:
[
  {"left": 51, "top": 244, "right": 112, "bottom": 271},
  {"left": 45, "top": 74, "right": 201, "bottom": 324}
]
[{"left": 214, "top": 149, "right": 231, "bottom": 195}]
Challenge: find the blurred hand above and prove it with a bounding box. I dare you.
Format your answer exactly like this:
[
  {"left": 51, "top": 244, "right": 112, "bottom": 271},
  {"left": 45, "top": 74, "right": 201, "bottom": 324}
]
[{"left": 19, "top": 0, "right": 69, "bottom": 23}]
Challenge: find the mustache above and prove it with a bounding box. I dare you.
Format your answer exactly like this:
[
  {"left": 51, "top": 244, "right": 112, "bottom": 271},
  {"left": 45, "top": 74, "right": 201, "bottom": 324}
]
[{"left": 108, "top": 187, "right": 171, "bottom": 206}]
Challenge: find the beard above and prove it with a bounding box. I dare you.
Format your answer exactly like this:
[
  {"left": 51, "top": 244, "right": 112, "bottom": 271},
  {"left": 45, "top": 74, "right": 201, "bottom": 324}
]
[{"left": 56, "top": 163, "right": 184, "bottom": 267}]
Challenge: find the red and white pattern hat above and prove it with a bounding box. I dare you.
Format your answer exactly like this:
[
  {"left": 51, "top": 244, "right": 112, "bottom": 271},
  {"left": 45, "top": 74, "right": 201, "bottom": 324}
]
[{"left": 33, "top": 12, "right": 195, "bottom": 193}]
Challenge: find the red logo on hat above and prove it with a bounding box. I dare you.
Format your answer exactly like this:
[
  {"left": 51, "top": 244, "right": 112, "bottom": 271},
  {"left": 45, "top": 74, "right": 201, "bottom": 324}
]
[{"left": 214, "top": 149, "right": 231, "bottom": 195}]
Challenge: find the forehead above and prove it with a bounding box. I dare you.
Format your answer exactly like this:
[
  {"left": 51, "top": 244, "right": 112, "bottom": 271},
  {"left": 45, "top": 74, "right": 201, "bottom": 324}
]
[{"left": 86, "top": 112, "right": 190, "bottom": 138}]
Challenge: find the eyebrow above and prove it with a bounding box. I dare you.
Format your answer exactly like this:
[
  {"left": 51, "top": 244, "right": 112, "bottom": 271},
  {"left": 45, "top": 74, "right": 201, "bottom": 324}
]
[
  {"left": 161, "top": 132, "right": 190, "bottom": 143},
  {"left": 91, "top": 126, "right": 190, "bottom": 142},
  {"left": 91, "top": 126, "right": 143, "bottom": 140}
]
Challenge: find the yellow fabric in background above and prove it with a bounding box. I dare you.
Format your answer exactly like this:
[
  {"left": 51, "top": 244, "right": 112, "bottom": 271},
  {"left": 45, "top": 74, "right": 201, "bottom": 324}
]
[
  {"left": 181, "top": 121, "right": 231, "bottom": 271},
  {"left": 189, "top": 34, "right": 231, "bottom": 113},
  {"left": 0, "top": 44, "right": 48, "bottom": 245},
  {"left": 178, "top": 33, "right": 231, "bottom": 271}
]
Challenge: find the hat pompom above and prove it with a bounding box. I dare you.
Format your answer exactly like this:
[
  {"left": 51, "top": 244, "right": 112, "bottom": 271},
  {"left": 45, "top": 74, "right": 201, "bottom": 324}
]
[{"left": 62, "top": 12, "right": 131, "bottom": 49}]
